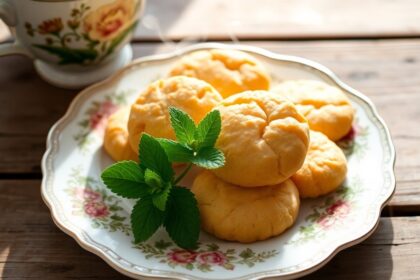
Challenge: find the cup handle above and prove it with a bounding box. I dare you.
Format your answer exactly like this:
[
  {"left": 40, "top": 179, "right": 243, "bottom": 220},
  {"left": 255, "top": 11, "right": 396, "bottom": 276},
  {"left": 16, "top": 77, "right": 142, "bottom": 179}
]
[{"left": 0, "top": 1, "right": 32, "bottom": 57}]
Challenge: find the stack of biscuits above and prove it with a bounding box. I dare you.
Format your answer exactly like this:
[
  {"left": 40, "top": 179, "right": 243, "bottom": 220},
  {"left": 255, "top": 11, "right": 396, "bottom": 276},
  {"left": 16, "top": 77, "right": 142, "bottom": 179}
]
[{"left": 103, "top": 49, "right": 354, "bottom": 243}]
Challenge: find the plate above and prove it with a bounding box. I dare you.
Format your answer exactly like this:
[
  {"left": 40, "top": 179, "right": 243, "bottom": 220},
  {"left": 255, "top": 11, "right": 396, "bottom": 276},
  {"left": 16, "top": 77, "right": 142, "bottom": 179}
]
[{"left": 41, "top": 43, "right": 396, "bottom": 280}]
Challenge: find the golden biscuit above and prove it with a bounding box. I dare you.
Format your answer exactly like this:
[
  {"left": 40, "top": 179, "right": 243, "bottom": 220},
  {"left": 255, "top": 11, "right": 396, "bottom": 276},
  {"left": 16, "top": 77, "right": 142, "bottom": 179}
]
[
  {"left": 168, "top": 49, "right": 270, "bottom": 98},
  {"left": 104, "top": 107, "right": 138, "bottom": 162},
  {"left": 128, "top": 76, "right": 223, "bottom": 153},
  {"left": 212, "top": 90, "right": 309, "bottom": 187},
  {"left": 292, "top": 131, "right": 347, "bottom": 198},
  {"left": 273, "top": 80, "right": 354, "bottom": 141},
  {"left": 192, "top": 171, "right": 300, "bottom": 243}
]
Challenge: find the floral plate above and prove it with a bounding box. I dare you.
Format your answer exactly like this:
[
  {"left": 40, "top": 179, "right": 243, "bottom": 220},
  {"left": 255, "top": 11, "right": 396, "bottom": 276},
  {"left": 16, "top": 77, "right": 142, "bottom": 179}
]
[{"left": 41, "top": 43, "right": 396, "bottom": 279}]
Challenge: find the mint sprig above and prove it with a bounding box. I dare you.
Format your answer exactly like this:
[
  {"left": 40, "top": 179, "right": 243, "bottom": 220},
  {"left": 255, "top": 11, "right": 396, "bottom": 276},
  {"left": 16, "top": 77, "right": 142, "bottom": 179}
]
[
  {"left": 160, "top": 107, "right": 225, "bottom": 169},
  {"left": 101, "top": 107, "right": 224, "bottom": 249}
]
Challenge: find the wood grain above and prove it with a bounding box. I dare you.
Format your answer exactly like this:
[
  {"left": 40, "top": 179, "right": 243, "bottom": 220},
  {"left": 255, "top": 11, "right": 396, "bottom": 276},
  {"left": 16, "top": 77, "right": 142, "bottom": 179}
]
[
  {"left": 1, "top": 1, "right": 419, "bottom": 278},
  {"left": 0, "top": 40, "right": 419, "bottom": 212},
  {"left": 2, "top": 0, "right": 420, "bottom": 42},
  {"left": 0, "top": 55, "right": 75, "bottom": 175},
  {"left": 135, "top": 0, "right": 420, "bottom": 40},
  {"left": 0, "top": 180, "right": 418, "bottom": 279}
]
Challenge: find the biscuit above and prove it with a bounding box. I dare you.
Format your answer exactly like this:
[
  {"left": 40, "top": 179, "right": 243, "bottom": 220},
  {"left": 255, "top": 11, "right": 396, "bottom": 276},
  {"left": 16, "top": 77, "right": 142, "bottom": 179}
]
[
  {"left": 273, "top": 80, "right": 354, "bottom": 141},
  {"left": 292, "top": 131, "right": 347, "bottom": 198},
  {"left": 192, "top": 171, "right": 300, "bottom": 243},
  {"left": 128, "top": 76, "right": 223, "bottom": 153},
  {"left": 212, "top": 90, "right": 309, "bottom": 187},
  {"left": 104, "top": 107, "right": 138, "bottom": 162},
  {"left": 168, "top": 49, "right": 270, "bottom": 98}
]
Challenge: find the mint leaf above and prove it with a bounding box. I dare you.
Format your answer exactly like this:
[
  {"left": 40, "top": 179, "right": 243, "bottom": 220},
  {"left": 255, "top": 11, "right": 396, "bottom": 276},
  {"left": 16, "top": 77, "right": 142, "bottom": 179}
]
[
  {"left": 139, "top": 133, "right": 174, "bottom": 182},
  {"left": 195, "top": 110, "right": 221, "bottom": 149},
  {"left": 152, "top": 185, "right": 171, "bottom": 211},
  {"left": 131, "top": 197, "right": 164, "bottom": 243},
  {"left": 169, "top": 107, "right": 196, "bottom": 145},
  {"left": 144, "top": 169, "right": 163, "bottom": 193},
  {"left": 101, "top": 161, "right": 149, "bottom": 198},
  {"left": 164, "top": 186, "right": 200, "bottom": 249},
  {"left": 102, "top": 106, "right": 227, "bottom": 248},
  {"left": 157, "top": 138, "right": 194, "bottom": 163},
  {"left": 192, "top": 147, "right": 225, "bottom": 169}
]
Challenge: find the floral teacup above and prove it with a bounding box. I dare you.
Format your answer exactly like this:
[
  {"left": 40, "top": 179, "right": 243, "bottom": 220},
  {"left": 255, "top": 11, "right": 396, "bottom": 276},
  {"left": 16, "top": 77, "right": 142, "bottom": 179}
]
[{"left": 0, "top": 0, "right": 145, "bottom": 88}]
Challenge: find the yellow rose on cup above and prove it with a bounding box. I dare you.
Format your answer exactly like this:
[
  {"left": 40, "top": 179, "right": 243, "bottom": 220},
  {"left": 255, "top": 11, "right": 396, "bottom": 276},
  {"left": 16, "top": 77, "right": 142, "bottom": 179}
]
[{"left": 83, "top": 0, "right": 136, "bottom": 41}]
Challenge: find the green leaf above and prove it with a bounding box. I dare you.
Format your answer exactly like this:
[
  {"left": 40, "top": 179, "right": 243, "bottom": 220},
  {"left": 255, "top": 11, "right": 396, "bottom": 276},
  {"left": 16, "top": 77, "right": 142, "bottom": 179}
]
[
  {"left": 152, "top": 185, "right": 171, "bottom": 211},
  {"left": 192, "top": 147, "right": 225, "bottom": 169},
  {"left": 169, "top": 107, "right": 196, "bottom": 145},
  {"left": 239, "top": 248, "right": 255, "bottom": 259},
  {"left": 164, "top": 186, "right": 200, "bottom": 249},
  {"left": 144, "top": 169, "right": 163, "bottom": 193},
  {"left": 33, "top": 44, "right": 97, "bottom": 65},
  {"left": 131, "top": 198, "right": 164, "bottom": 243},
  {"left": 157, "top": 138, "right": 194, "bottom": 163},
  {"left": 139, "top": 134, "right": 174, "bottom": 182},
  {"left": 195, "top": 110, "right": 222, "bottom": 149},
  {"left": 110, "top": 215, "right": 125, "bottom": 221},
  {"left": 101, "top": 161, "right": 149, "bottom": 198}
]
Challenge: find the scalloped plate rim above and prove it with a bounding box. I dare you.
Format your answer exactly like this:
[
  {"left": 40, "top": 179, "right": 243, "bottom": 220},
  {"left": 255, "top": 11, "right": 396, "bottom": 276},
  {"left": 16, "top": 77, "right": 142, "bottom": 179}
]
[{"left": 41, "top": 42, "right": 396, "bottom": 280}]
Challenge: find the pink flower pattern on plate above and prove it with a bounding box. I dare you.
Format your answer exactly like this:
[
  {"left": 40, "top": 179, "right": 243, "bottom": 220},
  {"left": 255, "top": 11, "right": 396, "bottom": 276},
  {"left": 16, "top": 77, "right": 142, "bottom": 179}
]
[
  {"left": 84, "top": 201, "right": 110, "bottom": 218},
  {"left": 196, "top": 251, "right": 226, "bottom": 265},
  {"left": 136, "top": 241, "right": 277, "bottom": 272},
  {"left": 317, "top": 200, "right": 350, "bottom": 229},
  {"left": 74, "top": 187, "right": 102, "bottom": 201},
  {"left": 168, "top": 250, "right": 197, "bottom": 264},
  {"left": 289, "top": 118, "right": 369, "bottom": 244},
  {"left": 66, "top": 167, "right": 131, "bottom": 235},
  {"left": 73, "top": 91, "right": 131, "bottom": 152},
  {"left": 89, "top": 100, "right": 118, "bottom": 133}
]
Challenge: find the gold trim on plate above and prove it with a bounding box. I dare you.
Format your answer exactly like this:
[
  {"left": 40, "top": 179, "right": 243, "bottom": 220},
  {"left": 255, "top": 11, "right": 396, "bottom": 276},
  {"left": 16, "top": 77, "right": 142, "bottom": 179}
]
[{"left": 41, "top": 43, "right": 396, "bottom": 280}]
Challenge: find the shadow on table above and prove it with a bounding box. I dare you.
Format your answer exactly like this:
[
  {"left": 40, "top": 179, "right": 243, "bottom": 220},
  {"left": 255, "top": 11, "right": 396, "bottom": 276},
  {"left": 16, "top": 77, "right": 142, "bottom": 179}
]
[
  {"left": 0, "top": 181, "right": 130, "bottom": 279},
  {"left": 0, "top": 55, "right": 125, "bottom": 278},
  {"left": 301, "top": 216, "right": 394, "bottom": 280}
]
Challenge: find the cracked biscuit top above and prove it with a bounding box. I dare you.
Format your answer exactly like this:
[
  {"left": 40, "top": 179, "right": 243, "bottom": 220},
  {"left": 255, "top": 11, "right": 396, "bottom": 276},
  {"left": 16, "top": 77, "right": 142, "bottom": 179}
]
[
  {"left": 168, "top": 49, "right": 270, "bottom": 98},
  {"left": 212, "top": 90, "right": 310, "bottom": 187},
  {"left": 128, "top": 76, "right": 223, "bottom": 153},
  {"left": 192, "top": 171, "right": 300, "bottom": 243},
  {"left": 273, "top": 80, "right": 354, "bottom": 141}
]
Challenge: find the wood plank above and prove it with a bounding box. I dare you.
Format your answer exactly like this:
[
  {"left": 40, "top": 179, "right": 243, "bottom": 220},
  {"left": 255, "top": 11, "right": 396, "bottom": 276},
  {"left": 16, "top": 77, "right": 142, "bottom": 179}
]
[
  {"left": 0, "top": 40, "right": 419, "bottom": 211},
  {"left": 0, "top": 180, "right": 419, "bottom": 279},
  {"left": 0, "top": 55, "right": 75, "bottom": 175},
  {"left": 2, "top": 0, "right": 420, "bottom": 42},
  {"left": 304, "top": 216, "right": 420, "bottom": 280},
  {"left": 0, "top": 181, "right": 123, "bottom": 279},
  {"left": 134, "top": 0, "right": 420, "bottom": 40}
]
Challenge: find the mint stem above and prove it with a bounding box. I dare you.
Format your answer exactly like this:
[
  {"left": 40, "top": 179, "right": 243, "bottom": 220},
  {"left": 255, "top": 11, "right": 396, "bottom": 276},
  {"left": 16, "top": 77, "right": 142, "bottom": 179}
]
[{"left": 174, "top": 163, "right": 193, "bottom": 185}]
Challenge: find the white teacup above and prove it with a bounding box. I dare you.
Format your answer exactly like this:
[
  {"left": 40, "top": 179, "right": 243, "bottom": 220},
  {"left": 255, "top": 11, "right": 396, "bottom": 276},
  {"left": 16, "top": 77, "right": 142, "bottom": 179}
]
[{"left": 0, "top": 0, "right": 145, "bottom": 88}]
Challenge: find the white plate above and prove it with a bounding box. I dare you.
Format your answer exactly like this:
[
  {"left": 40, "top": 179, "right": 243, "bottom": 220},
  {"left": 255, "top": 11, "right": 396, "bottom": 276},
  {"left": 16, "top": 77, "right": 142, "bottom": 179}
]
[{"left": 41, "top": 43, "right": 396, "bottom": 280}]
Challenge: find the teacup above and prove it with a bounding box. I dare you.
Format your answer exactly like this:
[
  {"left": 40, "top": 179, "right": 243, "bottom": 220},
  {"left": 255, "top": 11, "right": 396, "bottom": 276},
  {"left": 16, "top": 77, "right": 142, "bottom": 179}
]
[{"left": 0, "top": 0, "right": 145, "bottom": 88}]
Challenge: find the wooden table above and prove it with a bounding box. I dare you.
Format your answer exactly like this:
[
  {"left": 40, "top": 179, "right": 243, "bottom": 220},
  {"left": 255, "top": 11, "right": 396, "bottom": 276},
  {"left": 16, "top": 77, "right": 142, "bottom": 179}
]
[{"left": 1, "top": 0, "right": 420, "bottom": 279}]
